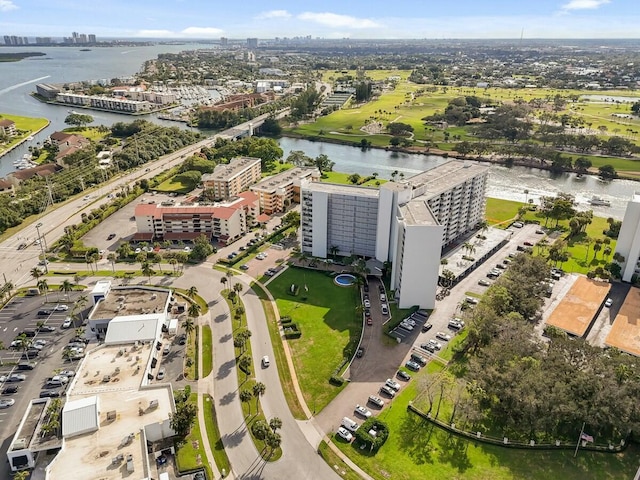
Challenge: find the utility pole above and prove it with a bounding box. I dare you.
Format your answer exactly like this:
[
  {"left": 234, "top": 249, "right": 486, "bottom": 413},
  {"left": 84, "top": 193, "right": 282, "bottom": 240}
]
[{"left": 35, "top": 222, "right": 48, "bottom": 274}]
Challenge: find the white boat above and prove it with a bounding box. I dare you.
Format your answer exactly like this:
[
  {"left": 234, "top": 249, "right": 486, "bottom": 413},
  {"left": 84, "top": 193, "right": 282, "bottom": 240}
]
[{"left": 588, "top": 196, "right": 611, "bottom": 207}]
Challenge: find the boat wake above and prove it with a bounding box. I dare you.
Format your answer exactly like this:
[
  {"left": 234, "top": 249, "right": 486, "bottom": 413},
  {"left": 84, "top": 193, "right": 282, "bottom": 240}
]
[{"left": 0, "top": 75, "right": 51, "bottom": 96}]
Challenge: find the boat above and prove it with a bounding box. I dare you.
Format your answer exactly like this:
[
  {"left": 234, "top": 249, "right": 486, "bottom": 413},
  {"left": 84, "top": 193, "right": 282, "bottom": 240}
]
[
  {"left": 588, "top": 196, "right": 611, "bottom": 207},
  {"left": 575, "top": 173, "right": 586, "bottom": 180}
]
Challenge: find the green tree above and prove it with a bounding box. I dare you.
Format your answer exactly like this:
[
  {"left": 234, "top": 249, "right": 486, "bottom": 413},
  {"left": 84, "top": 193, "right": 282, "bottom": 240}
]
[
  {"left": 141, "top": 262, "right": 154, "bottom": 282},
  {"left": 239, "top": 355, "right": 252, "bottom": 381},
  {"left": 169, "top": 399, "right": 197, "bottom": 438},
  {"left": 253, "top": 381, "right": 266, "bottom": 414},
  {"left": 269, "top": 416, "right": 282, "bottom": 433},
  {"left": 265, "top": 431, "right": 282, "bottom": 457},
  {"left": 240, "top": 389, "right": 253, "bottom": 416},
  {"left": 64, "top": 113, "right": 94, "bottom": 128},
  {"left": 186, "top": 286, "right": 198, "bottom": 300},
  {"left": 251, "top": 419, "right": 270, "bottom": 441},
  {"left": 59, "top": 279, "right": 74, "bottom": 301},
  {"left": 220, "top": 276, "right": 228, "bottom": 292},
  {"left": 183, "top": 316, "right": 195, "bottom": 340},
  {"left": 188, "top": 302, "right": 201, "bottom": 319},
  {"left": 38, "top": 278, "right": 49, "bottom": 301},
  {"left": 107, "top": 253, "right": 117, "bottom": 273}
]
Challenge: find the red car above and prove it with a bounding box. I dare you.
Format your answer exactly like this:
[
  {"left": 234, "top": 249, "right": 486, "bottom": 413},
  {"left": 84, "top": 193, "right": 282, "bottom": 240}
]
[{"left": 366, "top": 317, "right": 373, "bottom": 326}]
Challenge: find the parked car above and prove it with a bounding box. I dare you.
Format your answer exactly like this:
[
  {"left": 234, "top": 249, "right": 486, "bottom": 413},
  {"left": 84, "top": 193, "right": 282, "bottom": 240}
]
[
  {"left": 381, "top": 304, "right": 389, "bottom": 315},
  {"left": 178, "top": 334, "right": 187, "bottom": 345},
  {"left": 62, "top": 318, "right": 72, "bottom": 329},
  {"left": 261, "top": 355, "right": 270, "bottom": 368},
  {"left": 399, "top": 321, "right": 413, "bottom": 331},
  {"left": 436, "top": 332, "right": 452, "bottom": 341},
  {"left": 465, "top": 296, "right": 479, "bottom": 305},
  {"left": 363, "top": 299, "right": 370, "bottom": 308},
  {"left": 421, "top": 323, "right": 433, "bottom": 333},
  {"left": 107, "top": 233, "right": 116, "bottom": 240},
  {"left": 420, "top": 343, "right": 436, "bottom": 353},
  {"left": 2, "top": 385, "right": 18, "bottom": 394},
  {"left": 380, "top": 385, "right": 396, "bottom": 398},
  {"left": 366, "top": 317, "right": 373, "bottom": 326},
  {"left": 368, "top": 395, "right": 385, "bottom": 408},
  {"left": 0, "top": 398, "right": 15, "bottom": 408},
  {"left": 54, "top": 304, "right": 69, "bottom": 311},
  {"left": 37, "top": 310, "right": 52, "bottom": 316},
  {"left": 59, "top": 370, "right": 75, "bottom": 378},
  {"left": 448, "top": 319, "right": 465, "bottom": 330},
  {"left": 396, "top": 370, "right": 411, "bottom": 381},
  {"left": 336, "top": 427, "right": 353, "bottom": 442},
  {"left": 156, "top": 368, "right": 165, "bottom": 380},
  {"left": 605, "top": 298, "right": 613, "bottom": 308},
  {"left": 354, "top": 404, "right": 372, "bottom": 418},
  {"left": 38, "top": 325, "right": 56, "bottom": 332},
  {"left": 411, "top": 353, "right": 428, "bottom": 366},
  {"left": 478, "top": 279, "right": 491, "bottom": 287},
  {"left": 405, "top": 361, "right": 421, "bottom": 371},
  {"left": 239, "top": 264, "right": 249, "bottom": 271},
  {"left": 341, "top": 416, "right": 360, "bottom": 432},
  {"left": 523, "top": 241, "right": 534, "bottom": 246},
  {"left": 385, "top": 378, "right": 401, "bottom": 391},
  {"left": 17, "top": 362, "right": 37, "bottom": 370},
  {"left": 7, "top": 374, "right": 26, "bottom": 382},
  {"left": 39, "top": 390, "right": 61, "bottom": 398}
]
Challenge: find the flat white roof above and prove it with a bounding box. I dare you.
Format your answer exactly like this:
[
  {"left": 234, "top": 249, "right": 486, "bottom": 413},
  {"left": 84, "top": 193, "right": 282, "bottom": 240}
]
[
  {"left": 104, "top": 314, "right": 164, "bottom": 345},
  {"left": 62, "top": 396, "right": 99, "bottom": 438},
  {"left": 91, "top": 280, "right": 111, "bottom": 295}
]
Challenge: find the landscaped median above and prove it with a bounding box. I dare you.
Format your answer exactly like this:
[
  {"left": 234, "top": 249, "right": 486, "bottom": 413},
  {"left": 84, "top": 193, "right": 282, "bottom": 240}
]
[{"left": 223, "top": 289, "right": 283, "bottom": 461}]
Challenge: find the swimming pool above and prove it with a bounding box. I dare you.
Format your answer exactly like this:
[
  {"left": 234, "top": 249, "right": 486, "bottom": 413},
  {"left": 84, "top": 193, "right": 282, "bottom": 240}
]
[{"left": 334, "top": 274, "right": 356, "bottom": 287}]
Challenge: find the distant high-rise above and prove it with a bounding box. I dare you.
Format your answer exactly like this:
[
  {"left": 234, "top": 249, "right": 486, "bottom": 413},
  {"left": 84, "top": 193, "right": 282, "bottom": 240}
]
[
  {"left": 36, "top": 37, "right": 52, "bottom": 44},
  {"left": 247, "top": 37, "right": 258, "bottom": 49},
  {"left": 3, "top": 36, "right": 10, "bottom": 45},
  {"left": 23, "top": 37, "right": 28, "bottom": 44},
  {"left": 88, "top": 34, "right": 96, "bottom": 43},
  {"left": 220, "top": 37, "right": 228, "bottom": 46}
]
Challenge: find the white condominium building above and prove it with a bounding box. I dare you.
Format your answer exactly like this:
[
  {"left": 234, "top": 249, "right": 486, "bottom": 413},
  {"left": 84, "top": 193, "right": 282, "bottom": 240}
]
[
  {"left": 615, "top": 193, "right": 640, "bottom": 282},
  {"left": 300, "top": 160, "right": 489, "bottom": 309}
]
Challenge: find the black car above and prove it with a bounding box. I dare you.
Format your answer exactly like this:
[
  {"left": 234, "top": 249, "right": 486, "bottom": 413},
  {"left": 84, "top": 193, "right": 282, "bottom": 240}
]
[
  {"left": 20, "top": 329, "right": 37, "bottom": 337},
  {"left": 107, "top": 233, "right": 116, "bottom": 240},
  {"left": 2, "top": 385, "right": 18, "bottom": 395},
  {"left": 37, "top": 310, "right": 52, "bottom": 316},
  {"left": 421, "top": 323, "right": 433, "bottom": 333},
  {"left": 397, "top": 370, "right": 411, "bottom": 381},
  {"left": 178, "top": 334, "right": 187, "bottom": 345},
  {"left": 39, "top": 390, "right": 61, "bottom": 398},
  {"left": 38, "top": 325, "right": 56, "bottom": 332},
  {"left": 23, "top": 349, "right": 40, "bottom": 358},
  {"left": 239, "top": 264, "right": 249, "bottom": 270},
  {"left": 356, "top": 347, "right": 364, "bottom": 358}
]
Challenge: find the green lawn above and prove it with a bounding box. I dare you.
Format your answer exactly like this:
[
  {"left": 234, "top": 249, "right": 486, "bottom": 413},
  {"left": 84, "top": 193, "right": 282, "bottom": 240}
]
[
  {"left": 202, "top": 394, "right": 231, "bottom": 476},
  {"left": 0, "top": 113, "right": 49, "bottom": 154},
  {"left": 155, "top": 176, "right": 196, "bottom": 194},
  {"left": 485, "top": 197, "right": 524, "bottom": 226},
  {"left": 62, "top": 126, "right": 108, "bottom": 142},
  {"left": 335, "top": 377, "right": 639, "bottom": 480},
  {"left": 267, "top": 266, "right": 362, "bottom": 412},
  {"left": 318, "top": 440, "right": 362, "bottom": 480},
  {"left": 175, "top": 393, "right": 213, "bottom": 480},
  {"left": 321, "top": 171, "right": 387, "bottom": 187},
  {"left": 201, "top": 325, "right": 213, "bottom": 378}
]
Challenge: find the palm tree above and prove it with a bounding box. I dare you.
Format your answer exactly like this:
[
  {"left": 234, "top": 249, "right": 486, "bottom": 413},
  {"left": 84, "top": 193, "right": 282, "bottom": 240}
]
[
  {"left": 107, "top": 253, "right": 117, "bottom": 274},
  {"left": 329, "top": 245, "right": 339, "bottom": 259},
  {"left": 30, "top": 267, "right": 42, "bottom": 282},
  {"left": 169, "top": 258, "right": 178, "bottom": 274},
  {"left": 187, "top": 286, "right": 198, "bottom": 300},
  {"left": 17, "top": 333, "right": 31, "bottom": 360},
  {"left": 239, "top": 355, "right": 252, "bottom": 382},
  {"left": 240, "top": 389, "right": 253, "bottom": 416},
  {"left": 269, "top": 416, "right": 282, "bottom": 433},
  {"left": 220, "top": 277, "right": 228, "bottom": 292},
  {"left": 59, "top": 279, "right": 74, "bottom": 301},
  {"left": 38, "top": 278, "right": 49, "bottom": 301},
  {"left": 141, "top": 262, "right": 154, "bottom": 283},
  {"left": 13, "top": 470, "right": 29, "bottom": 480},
  {"left": 188, "top": 302, "right": 201, "bottom": 319},
  {"left": 253, "top": 381, "right": 266, "bottom": 413},
  {"left": 183, "top": 317, "right": 195, "bottom": 340},
  {"left": 75, "top": 294, "right": 88, "bottom": 322},
  {"left": 233, "top": 282, "right": 243, "bottom": 297},
  {"left": 265, "top": 431, "right": 282, "bottom": 457}
]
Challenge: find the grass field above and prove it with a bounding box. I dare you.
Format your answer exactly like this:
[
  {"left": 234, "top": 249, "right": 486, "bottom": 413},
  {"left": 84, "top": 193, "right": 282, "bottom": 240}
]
[
  {"left": 485, "top": 197, "right": 524, "bottom": 226},
  {"left": 175, "top": 393, "right": 213, "bottom": 479},
  {"left": 267, "top": 266, "right": 362, "bottom": 412},
  {"left": 0, "top": 113, "right": 49, "bottom": 154},
  {"left": 320, "top": 171, "right": 387, "bottom": 187},
  {"left": 335, "top": 370, "right": 639, "bottom": 480},
  {"left": 155, "top": 176, "right": 195, "bottom": 194},
  {"left": 62, "top": 126, "right": 109, "bottom": 143},
  {"left": 202, "top": 394, "right": 231, "bottom": 476},
  {"left": 201, "top": 325, "right": 212, "bottom": 378}
]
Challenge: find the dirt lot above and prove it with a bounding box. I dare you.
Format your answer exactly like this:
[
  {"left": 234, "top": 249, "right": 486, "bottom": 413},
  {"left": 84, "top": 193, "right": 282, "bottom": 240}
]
[
  {"left": 605, "top": 287, "right": 640, "bottom": 355},
  {"left": 545, "top": 276, "right": 610, "bottom": 336}
]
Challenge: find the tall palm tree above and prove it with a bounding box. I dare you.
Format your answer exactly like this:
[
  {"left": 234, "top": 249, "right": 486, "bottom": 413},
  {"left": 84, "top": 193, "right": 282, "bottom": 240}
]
[
  {"left": 38, "top": 278, "right": 49, "bottom": 301},
  {"left": 253, "top": 382, "right": 266, "bottom": 414},
  {"left": 75, "top": 294, "right": 88, "bottom": 322},
  {"left": 169, "top": 258, "right": 178, "bottom": 274},
  {"left": 141, "top": 262, "right": 154, "bottom": 283},
  {"left": 30, "top": 267, "right": 42, "bottom": 282},
  {"left": 187, "top": 286, "right": 198, "bottom": 299},
  {"left": 59, "top": 279, "right": 74, "bottom": 301},
  {"left": 233, "top": 282, "right": 243, "bottom": 297},
  {"left": 220, "top": 277, "right": 228, "bottom": 292},
  {"left": 17, "top": 333, "right": 30, "bottom": 360},
  {"left": 188, "top": 302, "right": 201, "bottom": 319},
  {"left": 240, "top": 389, "right": 253, "bottom": 416},
  {"left": 183, "top": 316, "right": 195, "bottom": 340},
  {"left": 269, "top": 417, "right": 282, "bottom": 433},
  {"left": 107, "top": 253, "right": 117, "bottom": 274}
]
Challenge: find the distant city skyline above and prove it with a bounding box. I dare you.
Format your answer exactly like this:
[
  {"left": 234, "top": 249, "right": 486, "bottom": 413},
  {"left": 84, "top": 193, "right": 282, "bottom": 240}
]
[{"left": 0, "top": 0, "right": 638, "bottom": 39}]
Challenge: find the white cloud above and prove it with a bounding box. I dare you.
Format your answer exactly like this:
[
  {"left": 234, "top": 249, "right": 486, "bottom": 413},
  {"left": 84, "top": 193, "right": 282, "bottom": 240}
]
[
  {"left": 297, "top": 12, "right": 381, "bottom": 29},
  {"left": 256, "top": 10, "right": 291, "bottom": 20},
  {"left": 562, "top": 0, "right": 610, "bottom": 10},
  {"left": 135, "top": 26, "right": 223, "bottom": 38},
  {"left": 0, "top": 0, "right": 18, "bottom": 12}
]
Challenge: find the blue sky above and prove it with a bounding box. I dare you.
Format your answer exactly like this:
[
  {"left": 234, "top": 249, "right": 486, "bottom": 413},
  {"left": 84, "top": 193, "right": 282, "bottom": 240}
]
[{"left": 0, "top": 0, "right": 638, "bottom": 39}]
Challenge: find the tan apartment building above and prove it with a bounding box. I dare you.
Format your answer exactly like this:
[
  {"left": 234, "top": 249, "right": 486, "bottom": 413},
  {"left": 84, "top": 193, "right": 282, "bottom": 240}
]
[
  {"left": 0, "top": 119, "right": 17, "bottom": 137},
  {"left": 250, "top": 166, "right": 320, "bottom": 214},
  {"left": 202, "top": 156, "right": 262, "bottom": 201},
  {"left": 134, "top": 192, "right": 260, "bottom": 245}
]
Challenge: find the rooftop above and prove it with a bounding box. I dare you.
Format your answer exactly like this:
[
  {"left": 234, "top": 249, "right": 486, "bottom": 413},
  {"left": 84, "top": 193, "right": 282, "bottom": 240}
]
[
  {"left": 104, "top": 314, "right": 164, "bottom": 345},
  {"left": 10, "top": 398, "right": 62, "bottom": 454},
  {"left": 202, "top": 156, "right": 261, "bottom": 182},
  {"left": 405, "top": 160, "right": 489, "bottom": 200},
  {"left": 304, "top": 181, "right": 380, "bottom": 197},
  {"left": 90, "top": 287, "right": 169, "bottom": 320},
  {"left": 545, "top": 276, "right": 610, "bottom": 337},
  {"left": 399, "top": 199, "right": 438, "bottom": 226},
  {"left": 605, "top": 287, "right": 640, "bottom": 356},
  {"left": 48, "top": 344, "right": 175, "bottom": 480},
  {"left": 251, "top": 166, "right": 319, "bottom": 193}
]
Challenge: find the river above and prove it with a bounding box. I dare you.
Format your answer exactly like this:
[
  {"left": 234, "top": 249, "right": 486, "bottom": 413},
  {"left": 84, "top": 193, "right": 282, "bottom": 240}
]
[
  {"left": 278, "top": 137, "right": 635, "bottom": 220},
  {"left": 0, "top": 46, "right": 634, "bottom": 220}
]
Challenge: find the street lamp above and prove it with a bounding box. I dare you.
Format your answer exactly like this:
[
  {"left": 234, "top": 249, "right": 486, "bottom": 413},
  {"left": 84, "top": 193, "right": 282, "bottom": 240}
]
[{"left": 35, "top": 223, "right": 48, "bottom": 274}]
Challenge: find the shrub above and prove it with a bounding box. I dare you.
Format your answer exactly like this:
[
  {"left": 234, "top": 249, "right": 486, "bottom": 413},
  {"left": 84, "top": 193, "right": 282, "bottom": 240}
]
[
  {"left": 354, "top": 418, "right": 390, "bottom": 451},
  {"left": 280, "top": 316, "right": 292, "bottom": 324},
  {"left": 284, "top": 322, "right": 301, "bottom": 339},
  {"left": 329, "top": 375, "right": 345, "bottom": 386}
]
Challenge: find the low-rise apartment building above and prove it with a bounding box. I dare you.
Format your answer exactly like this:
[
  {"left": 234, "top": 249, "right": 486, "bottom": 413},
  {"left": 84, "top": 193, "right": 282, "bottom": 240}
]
[
  {"left": 250, "top": 166, "right": 320, "bottom": 214},
  {"left": 0, "top": 119, "right": 17, "bottom": 136},
  {"left": 202, "top": 156, "right": 262, "bottom": 201}
]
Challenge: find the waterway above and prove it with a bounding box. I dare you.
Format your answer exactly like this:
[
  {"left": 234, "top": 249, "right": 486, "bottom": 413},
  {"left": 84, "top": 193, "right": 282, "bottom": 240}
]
[
  {"left": 0, "top": 45, "right": 635, "bottom": 220},
  {"left": 278, "top": 137, "right": 635, "bottom": 220}
]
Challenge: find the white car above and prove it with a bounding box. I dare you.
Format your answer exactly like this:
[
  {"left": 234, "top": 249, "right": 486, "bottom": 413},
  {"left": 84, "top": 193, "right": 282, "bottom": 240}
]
[
  {"left": 62, "top": 318, "right": 72, "bottom": 328},
  {"left": 0, "top": 399, "right": 15, "bottom": 408},
  {"left": 403, "top": 317, "right": 416, "bottom": 326},
  {"left": 400, "top": 322, "right": 413, "bottom": 331},
  {"left": 354, "top": 404, "right": 372, "bottom": 418},
  {"left": 435, "top": 332, "right": 452, "bottom": 341},
  {"left": 605, "top": 298, "right": 613, "bottom": 308},
  {"left": 54, "top": 304, "right": 69, "bottom": 311},
  {"left": 428, "top": 339, "right": 443, "bottom": 350},
  {"left": 385, "top": 378, "right": 401, "bottom": 391},
  {"left": 363, "top": 299, "right": 370, "bottom": 308},
  {"left": 8, "top": 374, "right": 26, "bottom": 382},
  {"left": 59, "top": 370, "right": 75, "bottom": 378},
  {"left": 33, "top": 339, "right": 47, "bottom": 347},
  {"left": 336, "top": 427, "right": 353, "bottom": 442}
]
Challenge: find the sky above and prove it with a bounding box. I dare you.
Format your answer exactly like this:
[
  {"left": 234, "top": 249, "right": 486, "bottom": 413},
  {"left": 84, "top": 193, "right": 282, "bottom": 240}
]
[{"left": 0, "top": 0, "right": 638, "bottom": 39}]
